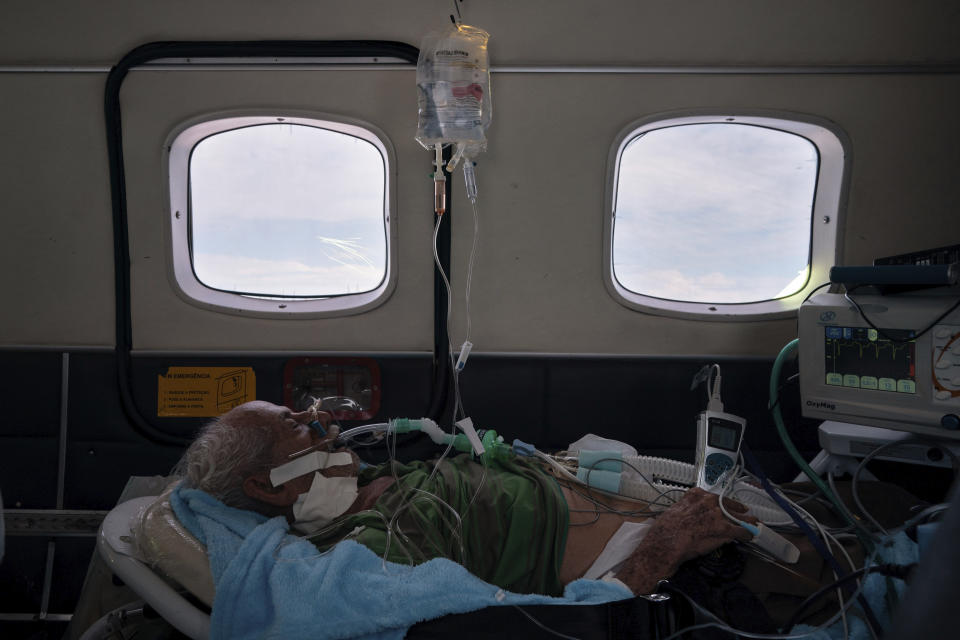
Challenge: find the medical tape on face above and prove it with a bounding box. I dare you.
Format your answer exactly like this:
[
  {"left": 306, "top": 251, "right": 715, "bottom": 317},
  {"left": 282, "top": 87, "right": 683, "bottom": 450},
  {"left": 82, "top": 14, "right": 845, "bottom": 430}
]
[{"left": 269, "top": 450, "right": 353, "bottom": 487}]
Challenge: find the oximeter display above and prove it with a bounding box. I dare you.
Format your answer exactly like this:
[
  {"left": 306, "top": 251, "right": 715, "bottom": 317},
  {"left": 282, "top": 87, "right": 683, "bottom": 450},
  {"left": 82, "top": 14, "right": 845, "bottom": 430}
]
[{"left": 708, "top": 418, "right": 742, "bottom": 451}]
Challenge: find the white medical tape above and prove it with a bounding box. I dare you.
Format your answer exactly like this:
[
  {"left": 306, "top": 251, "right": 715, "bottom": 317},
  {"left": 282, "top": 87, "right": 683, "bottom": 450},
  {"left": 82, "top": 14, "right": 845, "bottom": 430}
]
[{"left": 269, "top": 450, "right": 354, "bottom": 487}]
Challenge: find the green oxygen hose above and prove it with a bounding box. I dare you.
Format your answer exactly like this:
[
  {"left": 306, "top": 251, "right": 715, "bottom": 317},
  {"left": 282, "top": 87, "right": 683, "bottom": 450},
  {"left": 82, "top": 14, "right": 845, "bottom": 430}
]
[{"left": 770, "top": 339, "right": 876, "bottom": 550}]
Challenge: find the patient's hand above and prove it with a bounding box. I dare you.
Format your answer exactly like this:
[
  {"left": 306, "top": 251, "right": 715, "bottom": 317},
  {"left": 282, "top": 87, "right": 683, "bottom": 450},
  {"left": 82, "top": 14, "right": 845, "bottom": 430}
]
[{"left": 615, "top": 488, "right": 755, "bottom": 594}]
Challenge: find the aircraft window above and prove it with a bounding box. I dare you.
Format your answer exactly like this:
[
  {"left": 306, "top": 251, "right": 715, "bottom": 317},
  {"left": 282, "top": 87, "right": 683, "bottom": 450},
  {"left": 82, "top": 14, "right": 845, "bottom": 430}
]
[
  {"left": 167, "top": 115, "right": 394, "bottom": 316},
  {"left": 605, "top": 114, "right": 846, "bottom": 320}
]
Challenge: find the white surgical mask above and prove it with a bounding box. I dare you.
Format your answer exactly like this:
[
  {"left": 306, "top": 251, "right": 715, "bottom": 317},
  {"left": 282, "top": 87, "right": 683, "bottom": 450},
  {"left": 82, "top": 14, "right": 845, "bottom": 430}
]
[
  {"left": 270, "top": 450, "right": 353, "bottom": 487},
  {"left": 291, "top": 472, "right": 359, "bottom": 534}
]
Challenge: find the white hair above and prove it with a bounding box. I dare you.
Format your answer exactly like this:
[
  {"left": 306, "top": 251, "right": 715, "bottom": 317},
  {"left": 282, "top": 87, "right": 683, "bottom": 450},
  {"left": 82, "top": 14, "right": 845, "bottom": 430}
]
[{"left": 172, "top": 415, "right": 275, "bottom": 512}]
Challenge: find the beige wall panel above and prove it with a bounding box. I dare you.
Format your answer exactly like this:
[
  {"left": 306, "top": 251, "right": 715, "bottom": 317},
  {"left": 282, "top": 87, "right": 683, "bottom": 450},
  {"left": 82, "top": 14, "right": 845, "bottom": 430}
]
[
  {"left": 442, "top": 73, "right": 960, "bottom": 355},
  {"left": 0, "top": 74, "right": 115, "bottom": 346},
  {"left": 1, "top": 1, "right": 957, "bottom": 66},
  {"left": 120, "top": 69, "right": 435, "bottom": 351},
  {"left": 1, "top": 66, "right": 956, "bottom": 353}
]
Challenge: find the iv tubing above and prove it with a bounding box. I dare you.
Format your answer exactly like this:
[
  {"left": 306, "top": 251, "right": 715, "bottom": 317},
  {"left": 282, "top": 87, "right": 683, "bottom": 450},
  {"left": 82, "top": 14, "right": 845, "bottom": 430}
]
[{"left": 463, "top": 191, "right": 479, "bottom": 346}]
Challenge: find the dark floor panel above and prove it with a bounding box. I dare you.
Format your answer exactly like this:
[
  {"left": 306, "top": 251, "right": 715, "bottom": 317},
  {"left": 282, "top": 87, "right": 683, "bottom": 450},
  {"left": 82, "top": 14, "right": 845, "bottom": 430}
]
[
  {"left": 0, "top": 621, "right": 70, "bottom": 640},
  {"left": 0, "top": 537, "right": 49, "bottom": 613},
  {"left": 49, "top": 538, "right": 97, "bottom": 615}
]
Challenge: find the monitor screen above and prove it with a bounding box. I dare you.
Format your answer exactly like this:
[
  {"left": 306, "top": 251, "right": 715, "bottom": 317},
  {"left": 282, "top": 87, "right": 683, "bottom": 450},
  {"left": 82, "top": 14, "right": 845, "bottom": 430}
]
[{"left": 823, "top": 326, "right": 916, "bottom": 394}]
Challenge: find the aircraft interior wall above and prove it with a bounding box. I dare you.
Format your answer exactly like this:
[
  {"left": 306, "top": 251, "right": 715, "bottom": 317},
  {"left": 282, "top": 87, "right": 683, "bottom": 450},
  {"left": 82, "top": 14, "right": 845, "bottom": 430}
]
[
  {"left": 1, "top": 2, "right": 958, "bottom": 638},
  {"left": 0, "top": 4, "right": 958, "bottom": 352}
]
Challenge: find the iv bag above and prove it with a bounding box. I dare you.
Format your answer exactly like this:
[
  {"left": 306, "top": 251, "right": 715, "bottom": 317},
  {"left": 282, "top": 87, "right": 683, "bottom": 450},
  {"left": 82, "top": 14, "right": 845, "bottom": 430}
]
[{"left": 415, "top": 24, "right": 492, "bottom": 158}]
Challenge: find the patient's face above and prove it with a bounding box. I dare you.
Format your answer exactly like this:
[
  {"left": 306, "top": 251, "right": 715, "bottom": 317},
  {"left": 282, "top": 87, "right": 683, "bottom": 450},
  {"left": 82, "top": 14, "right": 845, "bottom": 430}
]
[{"left": 228, "top": 400, "right": 337, "bottom": 496}]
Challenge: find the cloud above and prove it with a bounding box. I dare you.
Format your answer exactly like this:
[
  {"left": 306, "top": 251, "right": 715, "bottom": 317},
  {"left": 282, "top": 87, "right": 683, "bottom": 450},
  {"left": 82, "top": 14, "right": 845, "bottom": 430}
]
[
  {"left": 190, "top": 124, "right": 386, "bottom": 223},
  {"left": 612, "top": 122, "right": 817, "bottom": 301},
  {"left": 614, "top": 265, "right": 804, "bottom": 303},
  {"left": 617, "top": 123, "right": 818, "bottom": 232},
  {"left": 193, "top": 252, "right": 384, "bottom": 297}
]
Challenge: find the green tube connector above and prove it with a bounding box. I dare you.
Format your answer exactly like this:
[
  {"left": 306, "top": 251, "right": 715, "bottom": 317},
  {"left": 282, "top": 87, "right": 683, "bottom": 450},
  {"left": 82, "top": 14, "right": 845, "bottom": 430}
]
[{"left": 450, "top": 433, "right": 474, "bottom": 453}]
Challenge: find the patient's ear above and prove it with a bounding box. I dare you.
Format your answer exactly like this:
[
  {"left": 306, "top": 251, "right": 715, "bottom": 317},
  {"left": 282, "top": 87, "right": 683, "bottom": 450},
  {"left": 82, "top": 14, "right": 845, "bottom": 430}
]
[{"left": 243, "top": 472, "right": 299, "bottom": 506}]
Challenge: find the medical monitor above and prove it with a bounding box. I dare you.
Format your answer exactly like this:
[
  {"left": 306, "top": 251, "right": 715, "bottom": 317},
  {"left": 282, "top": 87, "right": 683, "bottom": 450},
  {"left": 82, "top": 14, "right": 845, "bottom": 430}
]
[{"left": 798, "top": 288, "right": 960, "bottom": 440}]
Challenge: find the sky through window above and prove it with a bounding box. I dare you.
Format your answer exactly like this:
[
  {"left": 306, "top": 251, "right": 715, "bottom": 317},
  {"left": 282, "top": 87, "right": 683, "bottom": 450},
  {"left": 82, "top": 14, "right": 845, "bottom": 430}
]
[
  {"left": 189, "top": 123, "right": 387, "bottom": 298},
  {"left": 613, "top": 123, "right": 818, "bottom": 304}
]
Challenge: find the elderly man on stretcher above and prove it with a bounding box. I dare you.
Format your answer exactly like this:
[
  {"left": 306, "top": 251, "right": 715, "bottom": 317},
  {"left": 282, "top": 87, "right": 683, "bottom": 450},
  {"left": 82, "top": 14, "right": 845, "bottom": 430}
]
[{"left": 169, "top": 400, "right": 867, "bottom": 639}]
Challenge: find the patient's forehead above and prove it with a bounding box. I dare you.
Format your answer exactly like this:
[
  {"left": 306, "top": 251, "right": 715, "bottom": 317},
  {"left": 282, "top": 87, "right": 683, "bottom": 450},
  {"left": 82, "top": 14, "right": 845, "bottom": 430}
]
[{"left": 223, "top": 400, "right": 285, "bottom": 428}]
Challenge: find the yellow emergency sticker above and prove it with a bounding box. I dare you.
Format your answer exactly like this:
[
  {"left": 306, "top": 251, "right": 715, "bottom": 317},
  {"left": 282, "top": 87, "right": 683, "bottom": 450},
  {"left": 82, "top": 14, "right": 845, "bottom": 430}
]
[{"left": 157, "top": 367, "right": 256, "bottom": 417}]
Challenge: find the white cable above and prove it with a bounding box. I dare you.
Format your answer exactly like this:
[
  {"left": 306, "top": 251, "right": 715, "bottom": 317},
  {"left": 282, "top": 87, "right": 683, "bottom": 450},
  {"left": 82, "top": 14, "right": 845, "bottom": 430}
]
[
  {"left": 616, "top": 475, "right": 687, "bottom": 505},
  {"left": 535, "top": 450, "right": 582, "bottom": 484},
  {"left": 718, "top": 469, "right": 745, "bottom": 523},
  {"left": 822, "top": 528, "right": 855, "bottom": 639},
  {"left": 548, "top": 451, "right": 684, "bottom": 510},
  {"left": 762, "top": 482, "right": 865, "bottom": 637},
  {"left": 728, "top": 481, "right": 795, "bottom": 526}
]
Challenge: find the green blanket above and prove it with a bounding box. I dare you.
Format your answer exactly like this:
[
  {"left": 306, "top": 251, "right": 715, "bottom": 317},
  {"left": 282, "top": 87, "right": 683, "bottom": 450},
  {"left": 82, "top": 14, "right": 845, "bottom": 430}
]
[{"left": 307, "top": 454, "right": 569, "bottom": 595}]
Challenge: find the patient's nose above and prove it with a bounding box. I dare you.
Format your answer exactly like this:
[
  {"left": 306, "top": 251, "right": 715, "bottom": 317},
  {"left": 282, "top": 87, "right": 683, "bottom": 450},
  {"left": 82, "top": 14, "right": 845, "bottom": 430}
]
[{"left": 291, "top": 409, "right": 313, "bottom": 423}]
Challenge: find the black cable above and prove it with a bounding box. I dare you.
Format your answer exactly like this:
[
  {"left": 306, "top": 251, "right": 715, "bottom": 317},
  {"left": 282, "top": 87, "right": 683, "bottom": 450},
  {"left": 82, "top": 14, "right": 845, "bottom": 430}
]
[
  {"left": 802, "top": 281, "right": 834, "bottom": 305},
  {"left": 843, "top": 286, "right": 960, "bottom": 343},
  {"left": 104, "top": 40, "right": 419, "bottom": 445},
  {"left": 766, "top": 373, "right": 799, "bottom": 413},
  {"left": 782, "top": 563, "right": 915, "bottom": 631}
]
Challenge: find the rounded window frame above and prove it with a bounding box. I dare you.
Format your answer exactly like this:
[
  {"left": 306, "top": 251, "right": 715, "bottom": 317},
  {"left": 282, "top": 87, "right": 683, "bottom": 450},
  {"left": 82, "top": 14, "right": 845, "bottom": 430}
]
[
  {"left": 165, "top": 111, "right": 397, "bottom": 318},
  {"left": 603, "top": 111, "right": 849, "bottom": 321}
]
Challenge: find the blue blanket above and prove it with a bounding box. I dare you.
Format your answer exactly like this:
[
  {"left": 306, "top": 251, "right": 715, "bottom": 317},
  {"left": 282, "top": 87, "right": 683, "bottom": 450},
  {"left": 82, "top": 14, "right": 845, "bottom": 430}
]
[
  {"left": 791, "top": 532, "right": 918, "bottom": 640},
  {"left": 170, "top": 485, "right": 632, "bottom": 640}
]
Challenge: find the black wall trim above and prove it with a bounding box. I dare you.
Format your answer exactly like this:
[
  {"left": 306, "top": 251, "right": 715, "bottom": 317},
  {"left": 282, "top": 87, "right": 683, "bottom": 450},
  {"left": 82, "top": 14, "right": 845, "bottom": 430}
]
[{"left": 104, "top": 40, "right": 424, "bottom": 444}]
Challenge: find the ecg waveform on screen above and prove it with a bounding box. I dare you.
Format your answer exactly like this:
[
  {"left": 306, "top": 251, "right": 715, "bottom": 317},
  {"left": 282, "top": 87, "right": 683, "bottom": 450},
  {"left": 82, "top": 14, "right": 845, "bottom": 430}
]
[
  {"left": 824, "top": 326, "right": 916, "bottom": 391},
  {"left": 833, "top": 339, "right": 913, "bottom": 361}
]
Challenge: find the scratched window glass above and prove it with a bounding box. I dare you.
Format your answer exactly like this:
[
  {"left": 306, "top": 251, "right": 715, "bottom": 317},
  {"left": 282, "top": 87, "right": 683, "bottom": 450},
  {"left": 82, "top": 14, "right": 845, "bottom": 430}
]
[
  {"left": 613, "top": 123, "right": 818, "bottom": 304},
  {"left": 189, "top": 123, "right": 387, "bottom": 297}
]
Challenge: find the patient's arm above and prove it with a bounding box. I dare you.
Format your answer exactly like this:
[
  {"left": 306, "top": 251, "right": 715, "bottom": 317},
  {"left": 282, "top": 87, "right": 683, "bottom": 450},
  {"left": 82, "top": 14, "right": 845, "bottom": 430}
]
[{"left": 615, "top": 488, "right": 754, "bottom": 594}]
